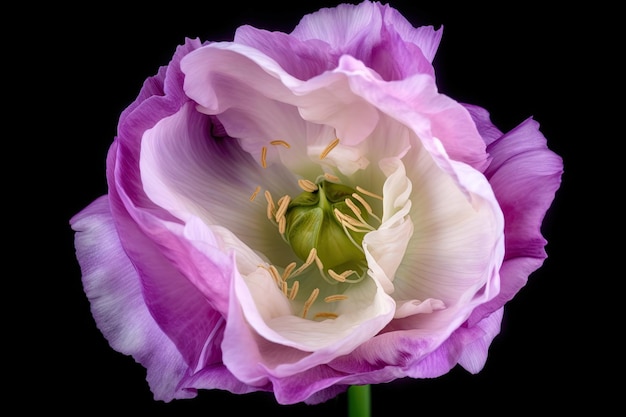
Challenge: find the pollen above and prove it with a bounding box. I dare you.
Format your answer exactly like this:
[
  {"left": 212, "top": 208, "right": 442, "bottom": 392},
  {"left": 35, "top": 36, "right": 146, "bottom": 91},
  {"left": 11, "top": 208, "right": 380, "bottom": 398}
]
[
  {"left": 302, "top": 287, "right": 320, "bottom": 318},
  {"left": 293, "top": 248, "right": 317, "bottom": 276},
  {"left": 324, "top": 294, "right": 348, "bottom": 302},
  {"left": 265, "top": 190, "right": 275, "bottom": 220},
  {"left": 314, "top": 312, "right": 338, "bottom": 320},
  {"left": 270, "top": 140, "right": 291, "bottom": 148},
  {"left": 282, "top": 262, "right": 297, "bottom": 280},
  {"left": 356, "top": 185, "right": 383, "bottom": 200},
  {"left": 275, "top": 195, "right": 291, "bottom": 223},
  {"left": 261, "top": 146, "right": 268, "bottom": 168},
  {"left": 288, "top": 280, "right": 299, "bottom": 300},
  {"left": 320, "top": 138, "right": 340, "bottom": 160},
  {"left": 249, "top": 186, "right": 261, "bottom": 201},
  {"left": 298, "top": 179, "right": 318, "bottom": 192},
  {"left": 324, "top": 172, "right": 340, "bottom": 182}
]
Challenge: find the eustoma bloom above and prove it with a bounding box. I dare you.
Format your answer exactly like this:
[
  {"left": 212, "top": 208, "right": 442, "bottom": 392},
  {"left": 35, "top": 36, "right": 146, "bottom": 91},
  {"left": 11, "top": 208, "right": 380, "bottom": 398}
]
[{"left": 71, "top": 0, "right": 562, "bottom": 405}]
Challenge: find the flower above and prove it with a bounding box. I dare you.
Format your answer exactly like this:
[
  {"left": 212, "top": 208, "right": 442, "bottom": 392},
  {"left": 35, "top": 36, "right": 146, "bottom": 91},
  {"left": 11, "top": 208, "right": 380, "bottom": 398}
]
[{"left": 70, "top": 0, "right": 563, "bottom": 406}]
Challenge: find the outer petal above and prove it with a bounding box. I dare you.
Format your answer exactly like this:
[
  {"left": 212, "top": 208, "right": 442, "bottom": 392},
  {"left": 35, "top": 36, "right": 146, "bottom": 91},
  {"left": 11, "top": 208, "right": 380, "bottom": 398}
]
[
  {"left": 70, "top": 196, "right": 193, "bottom": 401},
  {"left": 466, "top": 109, "right": 563, "bottom": 326}
]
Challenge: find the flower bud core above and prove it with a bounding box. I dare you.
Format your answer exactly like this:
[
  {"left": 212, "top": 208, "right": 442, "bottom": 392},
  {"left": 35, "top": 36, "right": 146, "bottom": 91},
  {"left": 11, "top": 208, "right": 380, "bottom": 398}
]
[{"left": 285, "top": 180, "right": 368, "bottom": 274}]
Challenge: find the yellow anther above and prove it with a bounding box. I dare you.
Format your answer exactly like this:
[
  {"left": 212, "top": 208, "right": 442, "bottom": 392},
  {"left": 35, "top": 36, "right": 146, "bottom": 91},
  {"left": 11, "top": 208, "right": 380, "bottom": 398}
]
[
  {"left": 282, "top": 280, "right": 288, "bottom": 296},
  {"left": 345, "top": 198, "right": 375, "bottom": 230},
  {"left": 302, "top": 288, "right": 320, "bottom": 318},
  {"left": 293, "top": 248, "right": 317, "bottom": 276},
  {"left": 324, "top": 172, "right": 340, "bottom": 182},
  {"left": 320, "top": 138, "right": 340, "bottom": 160},
  {"left": 327, "top": 269, "right": 346, "bottom": 282},
  {"left": 275, "top": 195, "right": 291, "bottom": 223},
  {"left": 249, "top": 186, "right": 261, "bottom": 202},
  {"left": 270, "top": 140, "right": 291, "bottom": 148},
  {"left": 314, "top": 312, "right": 338, "bottom": 320},
  {"left": 328, "top": 269, "right": 357, "bottom": 283},
  {"left": 288, "top": 280, "right": 299, "bottom": 300},
  {"left": 261, "top": 146, "right": 268, "bottom": 168},
  {"left": 334, "top": 209, "right": 373, "bottom": 233},
  {"left": 298, "top": 179, "right": 319, "bottom": 192},
  {"left": 268, "top": 265, "right": 282, "bottom": 285},
  {"left": 278, "top": 216, "right": 286, "bottom": 235},
  {"left": 282, "top": 262, "right": 297, "bottom": 280},
  {"left": 345, "top": 198, "right": 361, "bottom": 215},
  {"left": 356, "top": 185, "right": 383, "bottom": 200},
  {"left": 314, "top": 253, "right": 324, "bottom": 271},
  {"left": 324, "top": 294, "right": 348, "bottom": 302},
  {"left": 265, "top": 190, "right": 275, "bottom": 220}
]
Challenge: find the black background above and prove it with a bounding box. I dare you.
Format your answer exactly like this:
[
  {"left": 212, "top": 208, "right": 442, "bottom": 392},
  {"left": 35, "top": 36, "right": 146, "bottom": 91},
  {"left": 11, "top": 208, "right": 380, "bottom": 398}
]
[{"left": 16, "top": 0, "right": 614, "bottom": 415}]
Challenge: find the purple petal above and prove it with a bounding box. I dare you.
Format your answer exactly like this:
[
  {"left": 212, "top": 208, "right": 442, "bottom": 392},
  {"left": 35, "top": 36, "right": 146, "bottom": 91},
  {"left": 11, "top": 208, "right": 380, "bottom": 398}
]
[
  {"left": 469, "top": 114, "right": 563, "bottom": 324},
  {"left": 70, "top": 196, "right": 194, "bottom": 401}
]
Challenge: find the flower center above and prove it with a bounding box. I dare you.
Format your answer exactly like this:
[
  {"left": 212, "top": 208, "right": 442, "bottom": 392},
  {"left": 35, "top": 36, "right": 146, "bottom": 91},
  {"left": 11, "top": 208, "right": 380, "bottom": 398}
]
[{"left": 252, "top": 138, "right": 383, "bottom": 320}]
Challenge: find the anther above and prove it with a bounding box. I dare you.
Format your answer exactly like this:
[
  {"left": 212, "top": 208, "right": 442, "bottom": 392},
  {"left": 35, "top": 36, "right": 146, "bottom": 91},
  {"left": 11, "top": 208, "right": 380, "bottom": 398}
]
[
  {"left": 265, "top": 190, "right": 275, "bottom": 220},
  {"left": 249, "top": 186, "right": 261, "bottom": 201},
  {"left": 302, "top": 288, "right": 320, "bottom": 318},
  {"left": 345, "top": 198, "right": 375, "bottom": 230},
  {"left": 292, "top": 248, "right": 317, "bottom": 276},
  {"left": 288, "top": 280, "right": 299, "bottom": 300},
  {"left": 268, "top": 265, "right": 282, "bottom": 285},
  {"left": 324, "top": 172, "right": 340, "bottom": 182},
  {"left": 314, "top": 312, "right": 338, "bottom": 320},
  {"left": 328, "top": 269, "right": 357, "bottom": 283},
  {"left": 298, "top": 179, "right": 318, "bottom": 192},
  {"left": 320, "top": 138, "right": 340, "bottom": 160},
  {"left": 270, "top": 140, "right": 291, "bottom": 148},
  {"left": 278, "top": 216, "right": 286, "bottom": 235},
  {"left": 324, "top": 294, "right": 348, "bottom": 302},
  {"left": 328, "top": 269, "right": 346, "bottom": 282},
  {"left": 282, "top": 280, "right": 288, "bottom": 296},
  {"left": 356, "top": 185, "right": 383, "bottom": 200},
  {"left": 275, "top": 195, "right": 291, "bottom": 222},
  {"left": 351, "top": 193, "right": 381, "bottom": 223},
  {"left": 261, "top": 146, "right": 268, "bottom": 168},
  {"left": 282, "top": 262, "right": 297, "bottom": 280}
]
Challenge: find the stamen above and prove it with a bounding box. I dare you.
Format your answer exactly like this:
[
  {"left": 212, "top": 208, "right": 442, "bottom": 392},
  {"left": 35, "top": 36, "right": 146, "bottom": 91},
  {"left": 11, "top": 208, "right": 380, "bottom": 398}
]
[
  {"left": 324, "top": 172, "right": 340, "bottom": 182},
  {"left": 282, "top": 280, "right": 288, "bottom": 296},
  {"left": 351, "top": 192, "right": 381, "bottom": 223},
  {"left": 334, "top": 209, "right": 374, "bottom": 233},
  {"left": 320, "top": 138, "right": 340, "bottom": 160},
  {"left": 265, "top": 190, "right": 275, "bottom": 220},
  {"left": 356, "top": 185, "right": 383, "bottom": 200},
  {"left": 302, "top": 288, "right": 320, "bottom": 318},
  {"left": 261, "top": 146, "right": 268, "bottom": 168},
  {"left": 288, "top": 280, "right": 299, "bottom": 300},
  {"left": 278, "top": 216, "right": 286, "bottom": 235},
  {"left": 314, "top": 253, "right": 324, "bottom": 271},
  {"left": 327, "top": 269, "right": 347, "bottom": 282},
  {"left": 298, "top": 179, "right": 318, "bottom": 192},
  {"left": 270, "top": 140, "right": 291, "bottom": 148},
  {"left": 345, "top": 198, "right": 375, "bottom": 230},
  {"left": 268, "top": 265, "right": 282, "bottom": 285},
  {"left": 292, "top": 248, "right": 317, "bottom": 276},
  {"left": 249, "top": 186, "right": 261, "bottom": 202},
  {"left": 314, "top": 312, "right": 338, "bottom": 320},
  {"left": 324, "top": 294, "right": 348, "bottom": 302},
  {"left": 275, "top": 195, "right": 291, "bottom": 223},
  {"left": 282, "top": 262, "right": 297, "bottom": 280}
]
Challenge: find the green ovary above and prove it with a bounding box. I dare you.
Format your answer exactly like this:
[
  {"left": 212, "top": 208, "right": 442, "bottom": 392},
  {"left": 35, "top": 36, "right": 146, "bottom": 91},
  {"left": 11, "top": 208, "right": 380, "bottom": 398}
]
[{"left": 284, "top": 180, "right": 369, "bottom": 274}]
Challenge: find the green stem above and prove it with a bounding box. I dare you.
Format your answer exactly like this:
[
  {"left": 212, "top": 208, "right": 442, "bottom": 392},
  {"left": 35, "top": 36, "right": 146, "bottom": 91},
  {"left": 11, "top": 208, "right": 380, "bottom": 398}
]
[{"left": 348, "top": 384, "right": 371, "bottom": 417}]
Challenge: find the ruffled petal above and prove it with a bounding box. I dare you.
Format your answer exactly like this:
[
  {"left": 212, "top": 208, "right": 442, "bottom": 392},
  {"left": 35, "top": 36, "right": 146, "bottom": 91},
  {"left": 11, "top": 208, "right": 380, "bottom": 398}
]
[
  {"left": 222, "top": 271, "right": 395, "bottom": 386},
  {"left": 468, "top": 116, "right": 563, "bottom": 324},
  {"left": 140, "top": 101, "right": 301, "bottom": 267},
  {"left": 389, "top": 133, "right": 504, "bottom": 338},
  {"left": 70, "top": 195, "right": 194, "bottom": 401}
]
